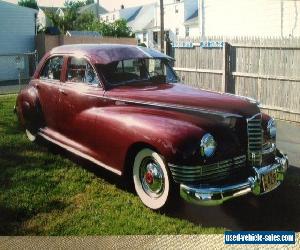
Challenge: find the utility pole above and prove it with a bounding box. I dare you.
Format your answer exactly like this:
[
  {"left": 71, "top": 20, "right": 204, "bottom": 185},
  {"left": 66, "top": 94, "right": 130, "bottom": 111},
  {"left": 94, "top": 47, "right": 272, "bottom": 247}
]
[
  {"left": 160, "top": 0, "right": 164, "bottom": 53},
  {"left": 96, "top": 0, "right": 99, "bottom": 20}
]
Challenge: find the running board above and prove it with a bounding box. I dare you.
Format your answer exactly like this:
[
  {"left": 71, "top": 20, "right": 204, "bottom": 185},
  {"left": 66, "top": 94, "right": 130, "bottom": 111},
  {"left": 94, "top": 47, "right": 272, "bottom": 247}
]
[{"left": 38, "top": 131, "right": 122, "bottom": 176}]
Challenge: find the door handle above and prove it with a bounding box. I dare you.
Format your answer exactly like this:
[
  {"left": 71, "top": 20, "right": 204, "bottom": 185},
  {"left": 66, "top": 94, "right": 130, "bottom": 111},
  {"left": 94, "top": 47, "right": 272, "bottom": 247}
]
[{"left": 59, "top": 89, "right": 67, "bottom": 95}]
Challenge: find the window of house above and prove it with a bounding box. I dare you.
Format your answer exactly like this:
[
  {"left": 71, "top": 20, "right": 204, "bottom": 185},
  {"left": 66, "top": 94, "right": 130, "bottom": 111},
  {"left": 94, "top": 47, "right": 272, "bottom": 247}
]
[
  {"left": 175, "top": 5, "right": 178, "bottom": 13},
  {"left": 175, "top": 28, "right": 179, "bottom": 36},
  {"left": 185, "top": 27, "right": 190, "bottom": 37},
  {"left": 106, "top": 16, "right": 109, "bottom": 21},
  {"left": 67, "top": 57, "right": 99, "bottom": 85},
  {"left": 153, "top": 32, "right": 158, "bottom": 44},
  {"left": 40, "top": 56, "right": 64, "bottom": 81},
  {"left": 143, "top": 32, "right": 147, "bottom": 42},
  {"left": 113, "top": 14, "right": 115, "bottom": 20}
]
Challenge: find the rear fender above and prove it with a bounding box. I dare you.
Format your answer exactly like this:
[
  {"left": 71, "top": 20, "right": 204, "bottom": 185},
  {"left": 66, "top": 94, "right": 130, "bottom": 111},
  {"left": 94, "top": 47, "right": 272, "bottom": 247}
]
[{"left": 16, "top": 84, "right": 43, "bottom": 129}]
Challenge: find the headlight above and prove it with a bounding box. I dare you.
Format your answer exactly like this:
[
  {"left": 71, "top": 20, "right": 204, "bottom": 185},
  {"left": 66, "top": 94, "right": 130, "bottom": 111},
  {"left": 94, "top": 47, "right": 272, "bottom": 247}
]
[
  {"left": 267, "top": 118, "right": 276, "bottom": 140},
  {"left": 200, "top": 133, "right": 217, "bottom": 157}
]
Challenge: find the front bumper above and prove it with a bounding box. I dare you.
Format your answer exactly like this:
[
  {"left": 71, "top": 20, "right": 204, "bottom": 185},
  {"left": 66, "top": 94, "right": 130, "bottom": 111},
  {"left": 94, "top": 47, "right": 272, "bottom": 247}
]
[{"left": 180, "top": 150, "right": 288, "bottom": 206}]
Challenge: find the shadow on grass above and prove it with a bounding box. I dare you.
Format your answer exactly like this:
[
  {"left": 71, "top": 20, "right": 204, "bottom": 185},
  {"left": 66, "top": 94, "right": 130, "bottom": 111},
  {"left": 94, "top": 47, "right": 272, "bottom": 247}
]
[
  {"left": 44, "top": 140, "right": 300, "bottom": 232},
  {"left": 0, "top": 200, "right": 67, "bottom": 235}
]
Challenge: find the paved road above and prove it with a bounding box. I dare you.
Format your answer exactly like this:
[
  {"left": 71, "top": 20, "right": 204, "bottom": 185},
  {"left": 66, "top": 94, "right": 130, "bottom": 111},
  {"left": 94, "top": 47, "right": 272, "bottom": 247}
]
[{"left": 277, "top": 120, "right": 300, "bottom": 167}]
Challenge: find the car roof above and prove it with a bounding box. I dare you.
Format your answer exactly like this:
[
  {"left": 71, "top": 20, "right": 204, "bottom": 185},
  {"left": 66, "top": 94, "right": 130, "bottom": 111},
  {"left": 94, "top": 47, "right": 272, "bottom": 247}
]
[{"left": 50, "top": 44, "right": 174, "bottom": 64}]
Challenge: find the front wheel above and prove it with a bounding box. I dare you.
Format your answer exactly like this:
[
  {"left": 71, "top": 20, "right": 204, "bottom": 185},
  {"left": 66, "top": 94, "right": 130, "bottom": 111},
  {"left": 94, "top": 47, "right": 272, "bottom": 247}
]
[{"left": 133, "top": 148, "right": 174, "bottom": 210}]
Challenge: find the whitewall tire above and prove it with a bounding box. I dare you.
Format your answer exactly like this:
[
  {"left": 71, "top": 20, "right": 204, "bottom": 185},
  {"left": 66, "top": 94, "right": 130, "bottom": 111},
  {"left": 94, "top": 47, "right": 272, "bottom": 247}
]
[
  {"left": 133, "top": 148, "right": 171, "bottom": 210},
  {"left": 25, "top": 128, "right": 37, "bottom": 142}
]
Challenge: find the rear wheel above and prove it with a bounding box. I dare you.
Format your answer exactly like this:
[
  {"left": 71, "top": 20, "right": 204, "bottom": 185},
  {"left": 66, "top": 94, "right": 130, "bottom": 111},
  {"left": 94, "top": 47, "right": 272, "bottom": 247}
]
[
  {"left": 133, "top": 148, "right": 174, "bottom": 210},
  {"left": 22, "top": 103, "right": 43, "bottom": 143}
]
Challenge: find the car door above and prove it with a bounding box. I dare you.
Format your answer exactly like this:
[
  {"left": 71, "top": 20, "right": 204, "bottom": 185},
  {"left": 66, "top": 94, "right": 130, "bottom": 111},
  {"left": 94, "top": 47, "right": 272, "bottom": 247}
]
[
  {"left": 57, "top": 56, "right": 106, "bottom": 158},
  {"left": 37, "top": 55, "right": 64, "bottom": 131}
]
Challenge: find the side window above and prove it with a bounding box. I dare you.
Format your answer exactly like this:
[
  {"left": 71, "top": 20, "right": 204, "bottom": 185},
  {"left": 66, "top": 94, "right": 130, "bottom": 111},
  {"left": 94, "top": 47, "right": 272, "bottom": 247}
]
[
  {"left": 40, "top": 56, "right": 64, "bottom": 81},
  {"left": 67, "top": 57, "right": 99, "bottom": 85}
]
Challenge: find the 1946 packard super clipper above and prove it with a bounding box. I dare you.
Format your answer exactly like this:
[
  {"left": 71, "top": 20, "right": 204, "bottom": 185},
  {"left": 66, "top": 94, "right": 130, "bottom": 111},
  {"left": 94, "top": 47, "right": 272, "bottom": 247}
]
[{"left": 15, "top": 44, "right": 288, "bottom": 210}]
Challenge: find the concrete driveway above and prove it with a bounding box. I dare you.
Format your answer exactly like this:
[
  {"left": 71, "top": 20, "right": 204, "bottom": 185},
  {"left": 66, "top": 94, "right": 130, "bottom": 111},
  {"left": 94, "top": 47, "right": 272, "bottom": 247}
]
[{"left": 277, "top": 120, "right": 300, "bottom": 168}]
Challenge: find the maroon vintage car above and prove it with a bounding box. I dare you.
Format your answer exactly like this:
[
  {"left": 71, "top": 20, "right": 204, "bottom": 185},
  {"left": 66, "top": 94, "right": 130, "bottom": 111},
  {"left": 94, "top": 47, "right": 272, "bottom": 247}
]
[{"left": 15, "top": 44, "right": 288, "bottom": 210}]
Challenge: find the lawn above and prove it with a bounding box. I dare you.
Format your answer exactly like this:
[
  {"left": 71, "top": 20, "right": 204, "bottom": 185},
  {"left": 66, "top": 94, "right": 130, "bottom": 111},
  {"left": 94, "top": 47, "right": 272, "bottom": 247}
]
[{"left": 0, "top": 94, "right": 224, "bottom": 235}]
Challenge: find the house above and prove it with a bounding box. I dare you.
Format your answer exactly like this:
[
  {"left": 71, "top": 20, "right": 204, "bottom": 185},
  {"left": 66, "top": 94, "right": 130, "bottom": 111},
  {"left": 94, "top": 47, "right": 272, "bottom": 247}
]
[
  {"left": 78, "top": 2, "right": 107, "bottom": 16},
  {"left": 127, "top": 4, "right": 156, "bottom": 48},
  {"left": 0, "top": 0, "right": 37, "bottom": 81},
  {"left": 100, "top": 5, "right": 143, "bottom": 23},
  {"left": 100, "top": 0, "right": 200, "bottom": 49},
  {"left": 36, "top": 1, "right": 66, "bottom": 31},
  {"left": 199, "top": 0, "right": 300, "bottom": 37},
  {"left": 100, "top": 4, "right": 156, "bottom": 47}
]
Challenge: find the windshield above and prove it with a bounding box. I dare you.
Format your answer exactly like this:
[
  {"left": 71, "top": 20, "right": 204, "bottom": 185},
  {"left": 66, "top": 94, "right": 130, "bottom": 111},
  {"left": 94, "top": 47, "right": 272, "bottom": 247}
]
[{"left": 97, "top": 58, "right": 178, "bottom": 86}]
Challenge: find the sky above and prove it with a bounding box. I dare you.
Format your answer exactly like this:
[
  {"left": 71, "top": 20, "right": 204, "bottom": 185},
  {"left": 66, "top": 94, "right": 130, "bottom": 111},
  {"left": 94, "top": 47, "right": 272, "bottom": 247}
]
[{"left": 4, "top": 0, "right": 156, "bottom": 11}]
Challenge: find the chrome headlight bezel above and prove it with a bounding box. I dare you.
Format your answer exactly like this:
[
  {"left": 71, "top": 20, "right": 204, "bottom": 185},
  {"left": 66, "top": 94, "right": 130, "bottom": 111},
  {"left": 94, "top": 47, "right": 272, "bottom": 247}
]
[
  {"left": 200, "top": 133, "right": 217, "bottom": 158},
  {"left": 267, "top": 118, "right": 276, "bottom": 140}
]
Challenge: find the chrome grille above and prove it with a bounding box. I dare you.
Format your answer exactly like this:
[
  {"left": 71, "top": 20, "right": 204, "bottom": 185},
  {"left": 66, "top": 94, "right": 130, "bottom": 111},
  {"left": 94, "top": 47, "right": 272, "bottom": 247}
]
[
  {"left": 169, "top": 155, "right": 246, "bottom": 183},
  {"left": 247, "top": 113, "right": 263, "bottom": 166}
]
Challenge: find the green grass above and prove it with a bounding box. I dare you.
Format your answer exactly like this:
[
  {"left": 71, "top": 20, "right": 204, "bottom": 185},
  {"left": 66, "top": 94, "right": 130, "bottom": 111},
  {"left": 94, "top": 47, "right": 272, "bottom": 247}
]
[{"left": 0, "top": 94, "right": 224, "bottom": 235}]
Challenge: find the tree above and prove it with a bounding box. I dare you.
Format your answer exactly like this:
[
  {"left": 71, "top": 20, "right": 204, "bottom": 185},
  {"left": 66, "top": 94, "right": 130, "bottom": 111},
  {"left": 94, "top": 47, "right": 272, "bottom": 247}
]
[
  {"left": 18, "top": 0, "right": 38, "bottom": 10},
  {"left": 110, "top": 19, "right": 133, "bottom": 37},
  {"left": 74, "top": 11, "right": 98, "bottom": 31},
  {"left": 45, "top": 0, "right": 133, "bottom": 37}
]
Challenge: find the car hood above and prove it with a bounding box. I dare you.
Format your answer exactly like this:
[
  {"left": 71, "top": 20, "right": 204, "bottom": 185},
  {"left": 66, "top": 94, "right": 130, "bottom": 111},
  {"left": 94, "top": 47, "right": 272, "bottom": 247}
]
[{"left": 105, "top": 83, "right": 260, "bottom": 118}]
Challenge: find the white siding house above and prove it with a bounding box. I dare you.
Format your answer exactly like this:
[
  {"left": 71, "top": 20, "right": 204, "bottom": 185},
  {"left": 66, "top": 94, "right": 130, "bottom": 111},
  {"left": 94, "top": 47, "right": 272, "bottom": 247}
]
[
  {"left": 200, "top": 0, "right": 300, "bottom": 37},
  {"left": 0, "top": 1, "right": 37, "bottom": 81},
  {"left": 100, "top": 0, "right": 199, "bottom": 49}
]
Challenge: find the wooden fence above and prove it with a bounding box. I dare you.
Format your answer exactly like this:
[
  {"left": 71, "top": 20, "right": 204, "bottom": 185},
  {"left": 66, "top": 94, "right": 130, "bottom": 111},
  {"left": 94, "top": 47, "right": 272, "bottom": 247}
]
[
  {"left": 173, "top": 37, "right": 300, "bottom": 123},
  {"left": 36, "top": 34, "right": 137, "bottom": 60}
]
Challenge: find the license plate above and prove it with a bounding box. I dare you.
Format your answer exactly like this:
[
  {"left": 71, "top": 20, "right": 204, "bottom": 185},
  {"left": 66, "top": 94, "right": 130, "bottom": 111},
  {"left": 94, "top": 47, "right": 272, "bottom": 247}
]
[{"left": 262, "top": 171, "right": 277, "bottom": 192}]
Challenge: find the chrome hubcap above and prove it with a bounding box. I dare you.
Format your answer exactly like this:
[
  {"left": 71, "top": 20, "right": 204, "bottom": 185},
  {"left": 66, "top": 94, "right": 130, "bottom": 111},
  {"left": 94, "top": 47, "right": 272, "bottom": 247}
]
[{"left": 140, "top": 157, "right": 164, "bottom": 198}]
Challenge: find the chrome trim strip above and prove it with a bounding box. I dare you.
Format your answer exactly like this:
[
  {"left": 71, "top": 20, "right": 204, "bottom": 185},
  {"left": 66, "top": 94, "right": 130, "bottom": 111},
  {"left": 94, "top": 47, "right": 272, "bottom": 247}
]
[
  {"left": 179, "top": 150, "right": 288, "bottom": 206},
  {"left": 78, "top": 93, "right": 243, "bottom": 119},
  {"left": 262, "top": 143, "right": 276, "bottom": 155},
  {"left": 38, "top": 132, "right": 122, "bottom": 176},
  {"left": 103, "top": 96, "right": 243, "bottom": 119}
]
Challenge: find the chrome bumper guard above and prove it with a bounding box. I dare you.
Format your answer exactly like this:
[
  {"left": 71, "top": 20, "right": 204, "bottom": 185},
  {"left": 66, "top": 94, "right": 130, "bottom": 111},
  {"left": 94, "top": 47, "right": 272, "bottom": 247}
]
[{"left": 180, "top": 150, "right": 288, "bottom": 206}]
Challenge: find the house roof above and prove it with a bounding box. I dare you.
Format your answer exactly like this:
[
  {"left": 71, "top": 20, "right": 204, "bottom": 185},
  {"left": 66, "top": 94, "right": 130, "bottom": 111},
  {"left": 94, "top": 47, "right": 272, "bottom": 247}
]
[
  {"left": 126, "top": 6, "right": 142, "bottom": 22},
  {"left": 78, "top": 3, "right": 108, "bottom": 15},
  {"left": 50, "top": 44, "right": 174, "bottom": 64},
  {"left": 185, "top": 9, "right": 198, "bottom": 25},
  {"left": 66, "top": 31, "right": 102, "bottom": 37},
  {"left": 127, "top": 4, "right": 156, "bottom": 32}
]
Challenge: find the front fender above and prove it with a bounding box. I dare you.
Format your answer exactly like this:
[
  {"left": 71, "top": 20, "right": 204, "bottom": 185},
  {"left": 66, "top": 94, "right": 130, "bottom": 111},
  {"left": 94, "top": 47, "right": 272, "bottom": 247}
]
[{"left": 90, "top": 106, "right": 207, "bottom": 167}]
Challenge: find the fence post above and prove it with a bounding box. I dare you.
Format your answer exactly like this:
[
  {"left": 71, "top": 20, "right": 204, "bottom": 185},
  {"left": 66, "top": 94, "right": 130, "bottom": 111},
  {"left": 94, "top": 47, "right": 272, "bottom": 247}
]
[{"left": 222, "top": 42, "right": 230, "bottom": 93}]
